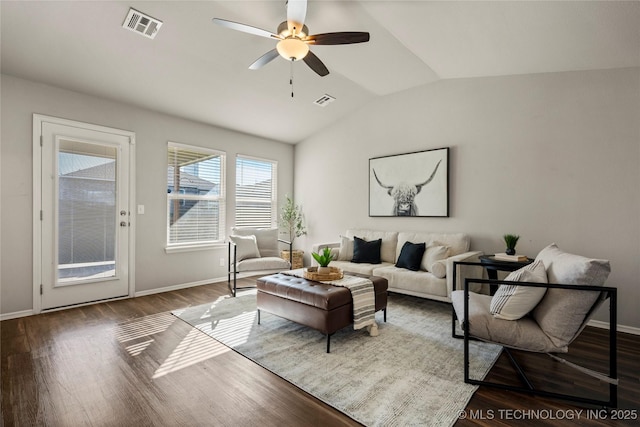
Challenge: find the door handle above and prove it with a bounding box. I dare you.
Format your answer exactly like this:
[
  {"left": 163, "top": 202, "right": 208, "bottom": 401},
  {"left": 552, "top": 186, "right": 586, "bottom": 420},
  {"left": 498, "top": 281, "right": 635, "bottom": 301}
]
[{"left": 120, "top": 221, "right": 128, "bottom": 227}]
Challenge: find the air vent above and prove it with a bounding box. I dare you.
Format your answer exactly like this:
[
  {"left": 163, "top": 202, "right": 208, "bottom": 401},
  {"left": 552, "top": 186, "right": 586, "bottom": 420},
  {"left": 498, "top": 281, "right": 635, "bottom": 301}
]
[
  {"left": 122, "top": 8, "right": 162, "bottom": 39},
  {"left": 313, "top": 94, "right": 336, "bottom": 107}
]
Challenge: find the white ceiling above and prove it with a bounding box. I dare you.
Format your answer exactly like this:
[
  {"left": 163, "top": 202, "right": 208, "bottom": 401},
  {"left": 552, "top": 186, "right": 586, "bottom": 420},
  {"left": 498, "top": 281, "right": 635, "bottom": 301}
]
[{"left": 2, "top": 1, "right": 639, "bottom": 144}]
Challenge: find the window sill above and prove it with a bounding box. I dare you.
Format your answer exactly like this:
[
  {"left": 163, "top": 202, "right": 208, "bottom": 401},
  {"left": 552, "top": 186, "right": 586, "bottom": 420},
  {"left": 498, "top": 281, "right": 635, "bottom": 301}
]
[{"left": 165, "top": 242, "right": 225, "bottom": 254}]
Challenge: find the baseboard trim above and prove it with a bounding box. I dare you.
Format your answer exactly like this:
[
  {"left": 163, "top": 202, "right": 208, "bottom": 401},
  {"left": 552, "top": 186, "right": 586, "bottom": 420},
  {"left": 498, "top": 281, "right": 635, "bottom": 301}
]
[
  {"left": 588, "top": 320, "right": 640, "bottom": 336},
  {"left": 7, "top": 285, "right": 637, "bottom": 335},
  {"left": 134, "top": 276, "right": 227, "bottom": 297},
  {"left": 0, "top": 309, "right": 35, "bottom": 321}
]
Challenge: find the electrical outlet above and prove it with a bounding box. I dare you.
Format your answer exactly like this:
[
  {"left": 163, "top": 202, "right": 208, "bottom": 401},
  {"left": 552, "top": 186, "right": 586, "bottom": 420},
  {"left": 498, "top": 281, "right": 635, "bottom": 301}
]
[{"left": 219, "top": 257, "right": 225, "bottom": 267}]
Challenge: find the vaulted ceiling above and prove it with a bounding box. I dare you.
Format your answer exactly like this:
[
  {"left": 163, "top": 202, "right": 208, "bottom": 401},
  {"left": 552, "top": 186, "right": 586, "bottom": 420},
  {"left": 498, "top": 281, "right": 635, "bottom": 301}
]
[{"left": 2, "top": 1, "right": 639, "bottom": 143}]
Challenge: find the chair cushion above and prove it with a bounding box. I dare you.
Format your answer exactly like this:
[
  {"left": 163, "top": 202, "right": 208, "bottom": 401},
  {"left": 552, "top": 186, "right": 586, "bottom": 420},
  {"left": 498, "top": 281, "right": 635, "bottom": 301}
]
[
  {"left": 451, "top": 290, "right": 565, "bottom": 353},
  {"left": 490, "top": 259, "right": 548, "bottom": 320},
  {"left": 229, "top": 234, "right": 260, "bottom": 261},
  {"left": 395, "top": 241, "right": 426, "bottom": 271},
  {"left": 532, "top": 243, "right": 611, "bottom": 348},
  {"left": 352, "top": 236, "right": 382, "bottom": 264},
  {"left": 422, "top": 244, "right": 450, "bottom": 275},
  {"left": 231, "top": 227, "right": 280, "bottom": 257},
  {"left": 237, "top": 257, "right": 290, "bottom": 272}
]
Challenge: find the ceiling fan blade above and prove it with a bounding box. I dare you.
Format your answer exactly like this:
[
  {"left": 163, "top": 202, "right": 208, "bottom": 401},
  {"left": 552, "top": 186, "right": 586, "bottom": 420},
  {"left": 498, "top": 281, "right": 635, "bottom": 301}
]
[
  {"left": 305, "top": 32, "right": 370, "bottom": 45},
  {"left": 303, "top": 51, "right": 329, "bottom": 77},
  {"left": 212, "top": 18, "right": 280, "bottom": 40},
  {"left": 249, "top": 49, "right": 280, "bottom": 70},
  {"left": 287, "top": 0, "right": 307, "bottom": 35}
]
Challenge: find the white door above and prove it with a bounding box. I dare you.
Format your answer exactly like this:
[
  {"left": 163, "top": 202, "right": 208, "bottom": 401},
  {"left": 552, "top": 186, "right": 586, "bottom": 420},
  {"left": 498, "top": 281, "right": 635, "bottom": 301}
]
[{"left": 37, "top": 118, "right": 133, "bottom": 310}]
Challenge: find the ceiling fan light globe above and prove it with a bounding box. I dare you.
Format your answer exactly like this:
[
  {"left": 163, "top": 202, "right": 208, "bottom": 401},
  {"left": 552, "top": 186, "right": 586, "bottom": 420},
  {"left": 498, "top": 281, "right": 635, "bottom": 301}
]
[{"left": 276, "top": 38, "right": 309, "bottom": 61}]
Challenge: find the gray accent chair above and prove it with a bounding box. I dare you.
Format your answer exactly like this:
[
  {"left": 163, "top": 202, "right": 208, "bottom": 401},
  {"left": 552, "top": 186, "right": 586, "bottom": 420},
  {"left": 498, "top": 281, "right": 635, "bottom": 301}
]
[
  {"left": 451, "top": 244, "right": 618, "bottom": 408},
  {"left": 228, "top": 227, "right": 292, "bottom": 297}
]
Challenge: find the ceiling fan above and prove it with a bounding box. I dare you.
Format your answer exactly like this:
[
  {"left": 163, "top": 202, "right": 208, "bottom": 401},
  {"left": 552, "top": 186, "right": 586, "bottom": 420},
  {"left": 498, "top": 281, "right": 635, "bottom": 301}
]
[{"left": 212, "top": 0, "right": 370, "bottom": 77}]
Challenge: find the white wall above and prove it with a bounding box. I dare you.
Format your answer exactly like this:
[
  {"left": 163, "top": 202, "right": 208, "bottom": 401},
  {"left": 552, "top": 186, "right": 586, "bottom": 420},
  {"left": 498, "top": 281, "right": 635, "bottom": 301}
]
[
  {"left": 0, "top": 74, "right": 294, "bottom": 315},
  {"left": 294, "top": 68, "right": 640, "bottom": 329}
]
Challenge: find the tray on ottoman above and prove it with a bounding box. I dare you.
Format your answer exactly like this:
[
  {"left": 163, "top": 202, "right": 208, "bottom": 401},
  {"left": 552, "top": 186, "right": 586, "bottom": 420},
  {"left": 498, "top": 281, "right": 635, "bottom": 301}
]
[{"left": 256, "top": 272, "right": 388, "bottom": 353}]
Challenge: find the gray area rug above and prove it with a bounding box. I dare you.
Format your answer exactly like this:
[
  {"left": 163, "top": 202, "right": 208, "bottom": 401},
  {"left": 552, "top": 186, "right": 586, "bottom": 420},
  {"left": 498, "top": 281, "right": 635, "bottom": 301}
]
[{"left": 173, "top": 290, "right": 500, "bottom": 427}]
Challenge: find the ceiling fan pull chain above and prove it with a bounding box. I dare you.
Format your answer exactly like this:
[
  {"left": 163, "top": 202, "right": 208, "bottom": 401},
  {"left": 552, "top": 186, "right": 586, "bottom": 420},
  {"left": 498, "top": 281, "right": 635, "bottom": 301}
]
[{"left": 290, "top": 58, "right": 295, "bottom": 98}]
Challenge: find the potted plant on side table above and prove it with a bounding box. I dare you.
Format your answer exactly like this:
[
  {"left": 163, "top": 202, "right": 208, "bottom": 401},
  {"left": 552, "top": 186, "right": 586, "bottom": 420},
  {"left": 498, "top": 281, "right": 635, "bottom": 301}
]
[
  {"left": 503, "top": 234, "right": 520, "bottom": 256},
  {"left": 279, "top": 195, "right": 306, "bottom": 269}
]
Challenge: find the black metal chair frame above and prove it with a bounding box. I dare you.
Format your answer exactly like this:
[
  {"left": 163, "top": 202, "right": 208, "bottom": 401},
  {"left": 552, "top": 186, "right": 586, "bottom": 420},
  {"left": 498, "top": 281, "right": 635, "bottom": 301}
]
[
  {"left": 227, "top": 238, "right": 292, "bottom": 297},
  {"left": 451, "top": 260, "right": 618, "bottom": 408}
]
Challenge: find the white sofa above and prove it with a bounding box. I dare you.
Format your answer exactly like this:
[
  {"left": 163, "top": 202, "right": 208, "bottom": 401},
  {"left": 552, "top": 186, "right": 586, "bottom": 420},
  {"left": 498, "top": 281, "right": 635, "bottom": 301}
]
[{"left": 311, "top": 229, "right": 483, "bottom": 303}]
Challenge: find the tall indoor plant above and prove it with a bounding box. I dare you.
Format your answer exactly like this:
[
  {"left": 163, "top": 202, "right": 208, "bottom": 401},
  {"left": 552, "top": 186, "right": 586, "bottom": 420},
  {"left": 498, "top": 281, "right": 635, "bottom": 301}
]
[{"left": 279, "top": 195, "right": 306, "bottom": 268}]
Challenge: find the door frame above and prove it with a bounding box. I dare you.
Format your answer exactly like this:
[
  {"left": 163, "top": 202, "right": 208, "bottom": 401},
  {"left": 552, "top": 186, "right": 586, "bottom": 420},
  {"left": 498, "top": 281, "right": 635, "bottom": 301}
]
[{"left": 32, "top": 114, "right": 136, "bottom": 313}]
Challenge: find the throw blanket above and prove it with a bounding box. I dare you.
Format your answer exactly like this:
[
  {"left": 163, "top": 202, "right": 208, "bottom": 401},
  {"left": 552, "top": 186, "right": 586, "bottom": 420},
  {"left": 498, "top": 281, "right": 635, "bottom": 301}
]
[{"left": 283, "top": 269, "right": 378, "bottom": 335}]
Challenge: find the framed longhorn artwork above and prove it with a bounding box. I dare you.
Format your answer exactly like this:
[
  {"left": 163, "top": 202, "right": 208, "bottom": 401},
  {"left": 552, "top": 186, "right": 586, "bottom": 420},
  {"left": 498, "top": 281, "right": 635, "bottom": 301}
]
[{"left": 369, "top": 147, "right": 449, "bottom": 217}]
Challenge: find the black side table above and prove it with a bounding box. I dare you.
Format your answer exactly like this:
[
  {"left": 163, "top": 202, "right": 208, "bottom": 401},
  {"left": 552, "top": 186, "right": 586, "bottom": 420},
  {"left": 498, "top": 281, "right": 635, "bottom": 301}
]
[{"left": 479, "top": 255, "right": 534, "bottom": 295}]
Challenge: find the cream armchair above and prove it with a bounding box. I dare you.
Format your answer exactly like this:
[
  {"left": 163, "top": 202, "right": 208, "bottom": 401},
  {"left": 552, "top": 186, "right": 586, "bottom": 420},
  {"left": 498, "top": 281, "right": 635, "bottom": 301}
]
[
  {"left": 228, "top": 227, "right": 292, "bottom": 297},
  {"left": 451, "top": 244, "right": 617, "bottom": 407}
]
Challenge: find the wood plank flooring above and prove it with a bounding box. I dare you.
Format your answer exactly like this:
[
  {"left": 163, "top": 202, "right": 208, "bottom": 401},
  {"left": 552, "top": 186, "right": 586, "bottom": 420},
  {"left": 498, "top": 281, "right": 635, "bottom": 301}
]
[{"left": 2, "top": 277, "right": 638, "bottom": 426}]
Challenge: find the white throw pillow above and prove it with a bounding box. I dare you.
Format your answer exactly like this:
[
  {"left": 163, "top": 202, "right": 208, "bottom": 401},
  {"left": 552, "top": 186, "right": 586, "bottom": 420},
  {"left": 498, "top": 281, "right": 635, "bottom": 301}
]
[
  {"left": 338, "top": 235, "right": 354, "bottom": 261},
  {"left": 421, "top": 244, "right": 450, "bottom": 273},
  {"left": 229, "top": 234, "right": 260, "bottom": 261},
  {"left": 490, "top": 259, "right": 548, "bottom": 320},
  {"left": 430, "top": 260, "right": 447, "bottom": 279}
]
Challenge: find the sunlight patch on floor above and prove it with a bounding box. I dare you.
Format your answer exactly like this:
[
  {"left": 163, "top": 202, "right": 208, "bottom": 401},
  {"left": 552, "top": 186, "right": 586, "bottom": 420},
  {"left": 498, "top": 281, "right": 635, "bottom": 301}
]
[
  {"left": 115, "top": 312, "right": 175, "bottom": 343},
  {"left": 125, "top": 339, "right": 154, "bottom": 356},
  {"left": 194, "top": 310, "right": 256, "bottom": 347},
  {"left": 152, "top": 328, "right": 230, "bottom": 379}
]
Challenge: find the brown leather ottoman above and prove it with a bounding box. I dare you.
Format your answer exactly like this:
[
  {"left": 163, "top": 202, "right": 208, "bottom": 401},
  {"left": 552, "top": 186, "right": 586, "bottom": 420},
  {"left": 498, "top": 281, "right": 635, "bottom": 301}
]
[{"left": 256, "top": 272, "right": 388, "bottom": 353}]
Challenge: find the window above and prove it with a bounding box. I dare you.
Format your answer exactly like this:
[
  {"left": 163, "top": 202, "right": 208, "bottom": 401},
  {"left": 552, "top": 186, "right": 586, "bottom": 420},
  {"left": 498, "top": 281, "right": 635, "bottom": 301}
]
[
  {"left": 167, "top": 142, "right": 225, "bottom": 247},
  {"left": 235, "top": 155, "right": 277, "bottom": 228}
]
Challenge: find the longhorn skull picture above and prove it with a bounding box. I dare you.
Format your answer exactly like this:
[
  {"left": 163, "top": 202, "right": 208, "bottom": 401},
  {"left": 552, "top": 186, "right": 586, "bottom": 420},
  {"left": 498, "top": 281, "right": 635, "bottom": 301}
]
[{"left": 369, "top": 148, "right": 449, "bottom": 217}]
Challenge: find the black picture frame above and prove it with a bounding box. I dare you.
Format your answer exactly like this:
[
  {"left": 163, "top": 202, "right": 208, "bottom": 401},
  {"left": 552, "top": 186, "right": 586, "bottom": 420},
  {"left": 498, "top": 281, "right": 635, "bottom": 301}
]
[{"left": 369, "top": 147, "right": 449, "bottom": 217}]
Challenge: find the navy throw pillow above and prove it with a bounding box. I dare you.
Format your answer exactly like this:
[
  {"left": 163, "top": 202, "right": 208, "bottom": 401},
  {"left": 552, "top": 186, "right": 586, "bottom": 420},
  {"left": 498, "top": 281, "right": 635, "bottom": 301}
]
[
  {"left": 395, "top": 241, "right": 426, "bottom": 271},
  {"left": 351, "top": 236, "right": 382, "bottom": 264}
]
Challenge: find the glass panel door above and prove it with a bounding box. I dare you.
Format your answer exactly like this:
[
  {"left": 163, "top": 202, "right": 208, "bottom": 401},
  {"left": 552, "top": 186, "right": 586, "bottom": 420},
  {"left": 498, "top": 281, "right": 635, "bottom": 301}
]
[
  {"left": 39, "top": 119, "right": 131, "bottom": 310},
  {"left": 57, "top": 139, "right": 118, "bottom": 285}
]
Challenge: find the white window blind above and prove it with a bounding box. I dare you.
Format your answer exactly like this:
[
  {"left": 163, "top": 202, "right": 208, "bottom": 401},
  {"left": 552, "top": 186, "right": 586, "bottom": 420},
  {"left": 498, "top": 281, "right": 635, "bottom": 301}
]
[
  {"left": 235, "top": 155, "right": 277, "bottom": 228},
  {"left": 167, "top": 142, "right": 225, "bottom": 246}
]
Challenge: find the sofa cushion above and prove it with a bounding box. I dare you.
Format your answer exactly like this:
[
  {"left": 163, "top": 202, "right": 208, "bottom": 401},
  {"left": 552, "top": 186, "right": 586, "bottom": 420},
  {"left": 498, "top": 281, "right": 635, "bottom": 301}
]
[
  {"left": 397, "top": 232, "right": 470, "bottom": 259},
  {"left": 490, "top": 260, "right": 548, "bottom": 320},
  {"left": 231, "top": 227, "right": 280, "bottom": 257},
  {"left": 346, "top": 229, "right": 398, "bottom": 263},
  {"left": 422, "top": 244, "right": 450, "bottom": 273},
  {"left": 395, "top": 241, "right": 426, "bottom": 271},
  {"left": 352, "top": 237, "right": 382, "bottom": 264},
  {"left": 229, "top": 234, "right": 260, "bottom": 261},
  {"left": 373, "top": 266, "right": 448, "bottom": 298},
  {"left": 532, "top": 243, "right": 611, "bottom": 348},
  {"left": 331, "top": 260, "right": 393, "bottom": 276},
  {"left": 337, "top": 235, "right": 354, "bottom": 261}
]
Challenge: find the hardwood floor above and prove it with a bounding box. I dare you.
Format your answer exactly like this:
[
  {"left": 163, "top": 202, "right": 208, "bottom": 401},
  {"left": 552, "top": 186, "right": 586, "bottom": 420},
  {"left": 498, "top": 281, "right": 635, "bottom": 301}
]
[{"left": 2, "top": 277, "right": 638, "bottom": 426}]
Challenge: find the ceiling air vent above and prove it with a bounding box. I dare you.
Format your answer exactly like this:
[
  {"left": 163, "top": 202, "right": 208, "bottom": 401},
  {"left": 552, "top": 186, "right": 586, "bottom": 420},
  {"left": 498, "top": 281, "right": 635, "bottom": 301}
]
[
  {"left": 313, "top": 94, "right": 336, "bottom": 107},
  {"left": 122, "top": 8, "right": 162, "bottom": 39}
]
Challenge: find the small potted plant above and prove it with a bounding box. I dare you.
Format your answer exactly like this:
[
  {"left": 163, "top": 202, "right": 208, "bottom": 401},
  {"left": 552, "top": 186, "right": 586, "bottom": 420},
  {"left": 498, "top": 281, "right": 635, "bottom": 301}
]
[
  {"left": 312, "top": 247, "right": 334, "bottom": 274},
  {"left": 503, "top": 234, "right": 520, "bottom": 255},
  {"left": 279, "top": 195, "right": 306, "bottom": 268}
]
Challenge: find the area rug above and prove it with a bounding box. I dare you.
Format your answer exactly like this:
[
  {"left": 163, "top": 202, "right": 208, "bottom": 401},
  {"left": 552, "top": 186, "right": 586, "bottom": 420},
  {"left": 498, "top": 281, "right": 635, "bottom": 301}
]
[{"left": 173, "top": 290, "right": 501, "bottom": 427}]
